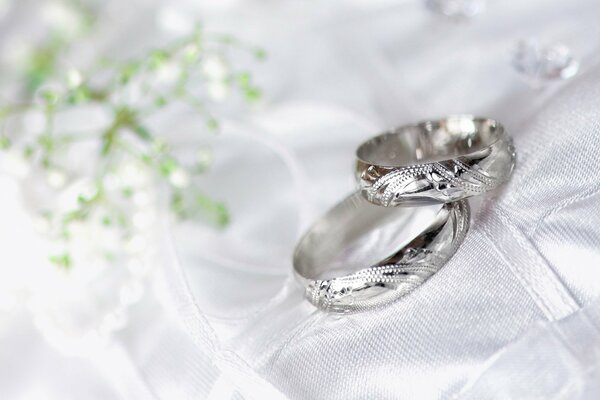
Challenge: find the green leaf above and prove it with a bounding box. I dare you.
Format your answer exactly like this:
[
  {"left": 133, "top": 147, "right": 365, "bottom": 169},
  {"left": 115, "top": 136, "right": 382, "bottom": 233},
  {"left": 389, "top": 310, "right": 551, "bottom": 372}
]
[
  {"left": 38, "top": 134, "right": 54, "bottom": 152},
  {"left": 236, "top": 73, "right": 262, "bottom": 102},
  {"left": 254, "top": 48, "right": 267, "bottom": 60},
  {"left": 133, "top": 125, "right": 152, "bottom": 141},
  {"left": 195, "top": 193, "right": 229, "bottom": 227},
  {"left": 25, "top": 41, "right": 62, "bottom": 93},
  {"left": 140, "top": 153, "right": 153, "bottom": 164},
  {"left": 206, "top": 118, "right": 219, "bottom": 132},
  {"left": 0, "top": 137, "right": 10, "bottom": 149},
  {"left": 244, "top": 87, "right": 262, "bottom": 103},
  {"left": 237, "top": 72, "right": 251, "bottom": 87},
  {"left": 66, "top": 86, "right": 91, "bottom": 104},
  {"left": 159, "top": 158, "right": 177, "bottom": 176},
  {"left": 148, "top": 50, "right": 169, "bottom": 70},
  {"left": 49, "top": 253, "right": 72, "bottom": 270},
  {"left": 121, "top": 186, "right": 134, "bottom": 198},
  {"left": 154, "top": 96, "right": 168, "bottom": 107},
  {"left": 63, "top": 208, "right": 88, "bottom": 224},
  {"left": 23, "top": 145, "right": 34, "bottom": 159},
  {"left": 170, "top": 190, "right": 186, "bottom": 218},
  {"left": 182, "top": 43, "right": 200, "bottom": 63},
  {"left": 118, "top": 62, "right": 140, "bottom": 85},
  {"left": 114, "top": 106, "right": 138, "bottom": 127},
  {"left": 38, "top": 87, "right": 60, "bottom": 105},
  {"left": 152, "top": 139, "right": 169, "bottom": 154}
]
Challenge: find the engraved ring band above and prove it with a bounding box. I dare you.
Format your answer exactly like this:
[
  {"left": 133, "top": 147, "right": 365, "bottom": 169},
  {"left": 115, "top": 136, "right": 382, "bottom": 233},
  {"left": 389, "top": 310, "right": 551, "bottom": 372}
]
[
  {"left": 293, "top": 194, "right": 470, "bottom": 313},
  {"left": 356, "top": 116, "right": 516, "bottom": 207}
]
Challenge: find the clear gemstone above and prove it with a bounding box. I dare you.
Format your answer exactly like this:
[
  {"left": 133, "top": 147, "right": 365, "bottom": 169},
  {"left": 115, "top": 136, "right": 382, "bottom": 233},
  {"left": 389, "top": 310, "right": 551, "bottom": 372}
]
[{"left": 512, "top": 40, "right": 579, "bottom": 86}]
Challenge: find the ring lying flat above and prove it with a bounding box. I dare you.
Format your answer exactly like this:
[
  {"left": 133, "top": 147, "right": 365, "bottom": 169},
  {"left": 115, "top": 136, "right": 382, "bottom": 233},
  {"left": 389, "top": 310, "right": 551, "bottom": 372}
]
[
  {"left": 293, "top": 193, "right": 470, "bottom": 313},
  {"left": 356, "top": 116, "right": 515, "bottom": 206}
]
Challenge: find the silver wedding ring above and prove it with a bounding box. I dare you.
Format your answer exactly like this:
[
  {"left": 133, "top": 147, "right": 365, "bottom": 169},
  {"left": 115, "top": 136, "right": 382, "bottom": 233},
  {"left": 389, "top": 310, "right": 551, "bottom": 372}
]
[
  {"left": 356, "top": 116, "right": 515, "bottom": 206},
  {"left": 293, "top": 116, "right": 515, "bottom": 313},
  {"left": 294, "top": 194, "right": 469, "bottom": 313}
]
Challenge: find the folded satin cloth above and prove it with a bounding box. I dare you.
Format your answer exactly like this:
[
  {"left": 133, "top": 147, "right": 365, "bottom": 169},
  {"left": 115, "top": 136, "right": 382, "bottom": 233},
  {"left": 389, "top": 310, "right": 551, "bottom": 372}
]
[
  {"left": 160, "top": 1, "right": 600, "bottom": 398},
  {"left": 158, "top": 65, "right": 600, "bottom": 400}
]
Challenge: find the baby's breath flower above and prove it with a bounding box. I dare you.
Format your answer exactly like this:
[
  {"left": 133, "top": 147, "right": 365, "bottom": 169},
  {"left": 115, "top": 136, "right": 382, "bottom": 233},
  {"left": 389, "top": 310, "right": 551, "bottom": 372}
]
[
  {"left": 3, "top": 151, "right": 31, "bottom": 178},
  {"left": 156, "top": 62, "right": 181, "bottom": 85},
  {"left": 169, "top": 167, "right": 191, "bottom": 188},
  {"left": 202, "top": 54, "right": 229, "bottom": 80},
  {"left": 67, "top": 69, "right": 83, "bottom": 88},
  {"left": 208, "top": 81, "right": 229, "bottom": 101},
  {"left": 1, "top": 5, "right": 265, "bottom": 270},
  {"left": 182, "top": 43, "right": 201, "bottom": 63},
  {"left": 42, "top": 1, "right": 83, "bottom": 38},
  {"left": 157, "top": 6, "right": 194, "bottom": 35},
  {"left": 195, "top": 147, "right": 213, "bottom": 172},
  {"left": 46, "top": 168, "right": 68, "bottom": 188}
]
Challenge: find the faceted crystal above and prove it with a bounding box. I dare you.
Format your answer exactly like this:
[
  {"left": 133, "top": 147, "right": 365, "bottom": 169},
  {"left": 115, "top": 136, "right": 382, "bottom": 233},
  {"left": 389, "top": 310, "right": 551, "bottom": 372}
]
[{"left": 512, "top": 40, "right": 579, "bottom": 86}]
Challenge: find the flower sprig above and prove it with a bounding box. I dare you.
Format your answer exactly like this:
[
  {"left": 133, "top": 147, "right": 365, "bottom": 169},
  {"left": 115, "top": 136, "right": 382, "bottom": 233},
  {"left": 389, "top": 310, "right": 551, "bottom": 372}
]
[
  {"left": 22, "top": 0, "right": 98, "bottom": 93},
  {"left": 0, "top": 4, "right": 264, "bottom": 270}
]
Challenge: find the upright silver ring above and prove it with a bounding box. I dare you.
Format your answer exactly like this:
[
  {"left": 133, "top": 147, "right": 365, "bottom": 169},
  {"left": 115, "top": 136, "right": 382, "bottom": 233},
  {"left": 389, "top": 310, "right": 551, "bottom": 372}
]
[
  {"left": 356, "top": 115, "right": 516, "bottom": 206},
  {"left": 293, "top": 193, "right": 470, "bottom": 313}
]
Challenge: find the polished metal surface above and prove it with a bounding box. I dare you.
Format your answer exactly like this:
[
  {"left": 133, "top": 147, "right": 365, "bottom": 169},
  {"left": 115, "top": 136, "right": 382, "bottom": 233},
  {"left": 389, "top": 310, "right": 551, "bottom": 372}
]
[
  {"left": 293, "top": 193, "right": 470, "bottom": 313},
  {"left": 356, "top": 116, "right": 516, "bottom": 206}
]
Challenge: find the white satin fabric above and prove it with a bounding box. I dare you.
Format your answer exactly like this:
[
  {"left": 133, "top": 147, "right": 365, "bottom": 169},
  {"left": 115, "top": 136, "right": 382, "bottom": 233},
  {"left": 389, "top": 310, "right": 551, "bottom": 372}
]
[{"left": 2, "top": 0, "right": 600, "bottom": 399}]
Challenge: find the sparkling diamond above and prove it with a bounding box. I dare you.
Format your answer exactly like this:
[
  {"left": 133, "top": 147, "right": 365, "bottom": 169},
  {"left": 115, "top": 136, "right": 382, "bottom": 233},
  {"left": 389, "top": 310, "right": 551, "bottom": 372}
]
[{"left": 512, "top": 40, "right": 579, "bottom": 86}]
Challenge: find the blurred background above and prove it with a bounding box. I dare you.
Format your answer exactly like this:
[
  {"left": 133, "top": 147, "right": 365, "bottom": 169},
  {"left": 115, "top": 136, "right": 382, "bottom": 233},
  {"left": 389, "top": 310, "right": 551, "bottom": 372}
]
[{"left": 1, "top": 0, "right": 599, "bottom": 399}]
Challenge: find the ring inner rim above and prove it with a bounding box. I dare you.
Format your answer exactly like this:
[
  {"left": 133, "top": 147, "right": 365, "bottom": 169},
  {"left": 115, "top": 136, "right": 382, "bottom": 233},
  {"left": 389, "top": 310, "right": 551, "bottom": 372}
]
[
  {"left": 356, "top": 115, "right": 503, "bottom": 167},
  {"left": 293, "top": 193, "right": 448, "bottom": 281}
]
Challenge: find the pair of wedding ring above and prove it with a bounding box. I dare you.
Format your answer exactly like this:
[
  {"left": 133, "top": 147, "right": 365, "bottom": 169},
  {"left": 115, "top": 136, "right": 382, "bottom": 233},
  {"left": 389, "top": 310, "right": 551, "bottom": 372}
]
[{"left": 293, "top": 116, "right": 516, "bottom": 313}]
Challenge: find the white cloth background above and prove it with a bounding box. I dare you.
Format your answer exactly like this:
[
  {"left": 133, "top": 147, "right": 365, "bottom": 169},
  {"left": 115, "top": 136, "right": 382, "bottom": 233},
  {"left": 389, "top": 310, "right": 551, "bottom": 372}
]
[{"left": 1, "top": 0, "right": 600, "bottom": 399}]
